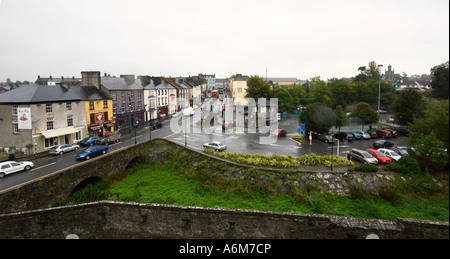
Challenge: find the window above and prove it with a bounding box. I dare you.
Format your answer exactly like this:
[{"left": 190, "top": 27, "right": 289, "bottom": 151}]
[
  {"left": 112, "top": 92, "right": 117, "bottom": 101},
  {"left": 90, "top": 113, "right": 95, "bottom": 123},
  {"left": 113, "top": 104, "right": 117, "bottom": 114},
  {"left": 75, "top": 131, "right": 82, "bottom": 141},
  {"left": 104, "top": 112, "right": 109, "bottom": 121},
  {"left": 66, "top": 102, "right": 72, "bottom": 111},
  {"left": 67, "top": 115, "right": 73, "bottom": 127},
  {"left": 121, "top": 91, "right": 126, "bottom": 100},
  {"left": 46, "top": 104, "right": 53, "bottom": 113},
  {"left": 12, "top": 105, "right": 18, "bottom": 116},
  {"left": 45, "top": 137, "right": 58, "bottom": 148},
  {"left": 103, "top": 101, "right": 108, "bottom": 108},
  {"left": 47, "top": 118, "right": 54, "bottom": 130},
  {"left": 12, "top": 120, "right": 20, "bottom": 134},
  {"left": 89, "top": 102, "right": 94, "bottom": 110}
]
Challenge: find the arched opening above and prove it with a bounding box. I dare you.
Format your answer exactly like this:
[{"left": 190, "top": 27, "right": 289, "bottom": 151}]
[{"left": 71, "top": 176, "right": 104, "bottom": 195}]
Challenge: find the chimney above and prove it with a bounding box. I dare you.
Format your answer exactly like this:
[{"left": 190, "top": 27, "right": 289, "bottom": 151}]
[
  {"left": 81, "top": 71, "right": 101, "bottom": 89},
  {"left": 120, "top": 74, "right": 136, "bottom": 84}
]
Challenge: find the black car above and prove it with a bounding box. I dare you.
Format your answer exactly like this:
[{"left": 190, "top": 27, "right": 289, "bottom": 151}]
[
  {"left": 395, "top": 127, "right": 410, "bottom": 136},
  {"left": 334, "top": 132, "right": 353, "bottom": 142},
  {"left": 373, "top": 140, "right": 394, "bottom": 149},
  {"left": 366, "top": 130, "right": 378, "bottom": 139},
  {"left": 150, "top": 121, "right": 162, "bottom": 129}
]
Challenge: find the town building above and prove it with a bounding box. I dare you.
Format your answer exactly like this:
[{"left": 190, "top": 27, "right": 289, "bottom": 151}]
[
  {"left": 230, "top": 74, "right": 250, "bottom": 105},
  {"left": 0, "top": 84, "right": 87, "bottom": 155},
  {"left": 266, "top": 77, "right": 301, "bottom": 88}
]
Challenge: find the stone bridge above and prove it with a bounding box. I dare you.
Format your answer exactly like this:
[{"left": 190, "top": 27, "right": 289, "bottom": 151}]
[{"left": 0, "top": 140, "right": 153, "bottom": 214}]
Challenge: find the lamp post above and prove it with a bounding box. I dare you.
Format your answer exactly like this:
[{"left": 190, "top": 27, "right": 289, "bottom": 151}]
[
  {"left": 134, "top": 120, "right": 139, "bottom": 145},
  {"left": 378, "top": 64, "right": 383, "bottom": 129}
]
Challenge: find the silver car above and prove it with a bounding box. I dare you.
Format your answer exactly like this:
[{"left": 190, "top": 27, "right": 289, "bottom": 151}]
[
  {"left": 349, "top": 149, "right": 378, "bottom": 165},
  {"left": 203, "top": 142, "right": 227, "bottom": 152},
  {"left": 49, "top": 144, "right": 80, "bottom": 156}
]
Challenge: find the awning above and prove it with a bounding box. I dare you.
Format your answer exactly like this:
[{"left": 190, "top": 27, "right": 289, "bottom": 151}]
[{"left": 40, "top": 127, "right": 81, "bottom": 139}]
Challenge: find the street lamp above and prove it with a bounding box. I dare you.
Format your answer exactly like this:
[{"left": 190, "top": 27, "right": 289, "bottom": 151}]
[
  {"left": 134, "top": 120, "right": 139, "bottom": 145},
  {"left": 378, "top": 64, "right": 383, "bottom": 129}
]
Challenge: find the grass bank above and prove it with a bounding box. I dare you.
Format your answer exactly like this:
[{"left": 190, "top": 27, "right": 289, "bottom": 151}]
[{"left": 57, "top": 156, "right": 449, "bottom": 222}]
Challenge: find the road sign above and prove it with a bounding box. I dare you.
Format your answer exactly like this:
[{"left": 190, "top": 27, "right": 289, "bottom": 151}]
[
  {"left": 277, "top": 113, "right": 281, "bottom": 120},
  {"left": 283, "top": 112, "right": 288, "bottom": 117}
]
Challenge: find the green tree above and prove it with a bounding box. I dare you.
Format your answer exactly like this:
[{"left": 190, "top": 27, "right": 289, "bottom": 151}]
[
  {"left": 353, "top": 102, "right": 379, "bottom": 131},
  {"left": 334, "top": 105, "right": 349, "bottom": 132},
  {"left": 286, "top": 84, "right": 306, "bottom": 106},
  {"left": 430, "top": 61, "right": 449, "bottom": 99},
  {"left": 390, "top": 89, "right": 426, "bottom": 125},
  {"left": 273, "top": 87, "right": 294, "bottom": 113},
  {"left": 328, "top": 78, "right": 355, "bottom": 109},
  {"left": 300, "top": 103, "right": 336, "bottom": 134},
  {"left": 407, "top": 100, "right": 449, "bottom": 165},
  {"left": 309, "top": 76, "right": 332, "bottom": 105},
  {"left": 245, "top": 75, "right": 272, "bottom": 100}
]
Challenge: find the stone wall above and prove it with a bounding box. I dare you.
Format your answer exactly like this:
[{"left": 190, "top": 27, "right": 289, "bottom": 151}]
[{"left": 0, "top": 201, "right": 447, "bottom": 239}]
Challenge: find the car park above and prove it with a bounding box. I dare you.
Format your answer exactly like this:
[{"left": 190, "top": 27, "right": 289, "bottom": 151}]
[
  {"left": 376, "top": 130, "right": 392, "bottom": 139},
  {"left": 203, "top": 142, "right": 227, "bottom": 151},
  {"left": 395, "top": 127, "right": 410, "bottom": 136},
  {"left": 313, "top": 134, "right": 335, "bottom": 144},
  {"left": 351, "top": 132, "right": 363, "bottom": 140},
  {"left": 334, "top": 132, "right": 353, "bottom": 142},
  {"left": 373, "top": 140, "right": 394, "bottom": 149},
  {"left": 80, "top": 136, "right": 102, "bottom": 147},
  {"left": 349, "top": 149, "right": 378, "bottom": 165},
  {"left": 379, "top": 148, "right": 402, "bottom": 161},
  {"left": 75, "top": 145, "right": 108, "bottom": 160},
  {"left": 366, "top": 149, "right": 392, "bottom": 164},
  {"left": 389, "top": 147, "right": 408, "bottom": 156},
  {"left": 49, "top": 144, "right": 80, "bottom": 156},
  {"left": 0, "top": 161, "right": 34, "bottom": 178},
  {"left": 366, "top": 131, "right": 378, "bottom": 139},
  {"left": 358, "top": 131, "right": 371, "bottom": 140},
  {"left": 271, "top": 129, "right": 287, "bottom": 137}
]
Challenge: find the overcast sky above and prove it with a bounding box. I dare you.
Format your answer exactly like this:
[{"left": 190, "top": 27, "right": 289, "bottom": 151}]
[{"left": 0, "top": 0, "right": 448, "bottom": 82}]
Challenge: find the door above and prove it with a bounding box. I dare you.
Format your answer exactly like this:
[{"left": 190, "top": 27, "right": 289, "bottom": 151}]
[{"left": 1, "top": 163, "right": 13, "bottom": 175}]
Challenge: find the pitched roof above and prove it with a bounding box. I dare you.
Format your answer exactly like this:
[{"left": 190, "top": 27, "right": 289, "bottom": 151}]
[{"left": 0, "top": 84, "right": 81, "bottom": 104}]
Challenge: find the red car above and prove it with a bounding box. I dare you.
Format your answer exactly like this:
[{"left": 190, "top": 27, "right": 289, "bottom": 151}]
[
  {"left": 272, "top": 129, "right": 287, "bottom": 137},
  {"left": 366, "top": 149, "right": 392, "bottom": 164},
  {"left": 376, "top": 130, "right": 393, "bottom": 139}
]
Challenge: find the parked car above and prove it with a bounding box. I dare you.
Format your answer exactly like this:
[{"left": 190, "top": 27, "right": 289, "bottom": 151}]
[
  {"left": 203, "top": 142, "right": 227, "bottom": 152},
  {"left": 395, "top": 127, "right": 410, "bottom": 136},
  {"left": 358, "top": 131, "right": 371, "bottom": 140},
  {"left": 378, "top": 148, "right": 402, "bottom": 161},
  {"left": 389, "top": 147, "right": 409, "bottom": 156},
  {"left": 373, "top": 140, "right": 394, "bottom": 149},
  {"left": 97, "top": 133, "right": 121, "bottom": 145},
  {"left": 80, "top": 136, "right": 102, "bottom": 147},
  {"left": 0, "top": 161, "right": 34, "bottom": 178},
  {"left": 351, "top": 132, "right": 363, "bottom": 140},
  {"left": 271, "top": 129, "right": 287, "bottom": 137},
  {"left": 366, "top": 131, "right": 378, "bottom": 139},
  {"left": 313, "top": 134, "right": 335, "bottom": 144},
  {"left": 150, "top": 121, "right": 163, "bottom": 129},
  {"left": 75, "top": 145, "right": 108, "bottom": 160},
  {"left": 349, "top": 149, "right": 378, "bottom": 165},
  {"left": 49, "top": 144, "right": 80, "bottom": 156},
  {"left": 389, "top": 130, "right": 398, "bottom": 138},
  {"left": 376, "top": 130, "right": 393, "bottom": 139},
  {"left": 366, "top": 149, "right": 392, "bottom": 164},
  {"left": 334, "top": 132, "right": 353, "bottom": 142}
]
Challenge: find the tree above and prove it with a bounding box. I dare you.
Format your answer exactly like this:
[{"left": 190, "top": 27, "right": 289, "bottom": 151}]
[
  {"left": 300, "top": 103, "right": 336, "bottom": 134},
  {"left": 390, "top": 89, "right": 426, "bottom": 125},
  {"left": 273, "top": 88, "right": 294, "bottom": 113},
  {"left": 328, "top": 78, "right": 355, "bottom": 109},
  {"left": 334, "top": 105, "right": 349, "bottom": 132},
  {"left": 431, "top": 61, "right": 449, "bottom": 99},
  {"left": 407, "top": 100, "right": 449, "bottom": 166},
  {"left": 245, "top": 75, "right": 272, "bottom": 100},
  {"left": 353, "top": 102, "right": 379, "bottom": 130},
  {"left": 308, "top": 76, "right": 332, "bottom": 105}
]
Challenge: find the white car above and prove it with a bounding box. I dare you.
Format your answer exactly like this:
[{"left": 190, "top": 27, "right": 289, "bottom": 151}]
[
  {"left": 49, "top": 144, "right": 80, "bottom": 156},
  {"left": 203, "top": 142, "right": 227, "bottom": 152},
  {"left": 378, "top": 148, "right": 402, "bottom": 161},
  {"left": 0, "top": 161, "right": 35, "bottom": 178},
  {"left": 358, "top": 131, "right": 372, "bottom": 140}
]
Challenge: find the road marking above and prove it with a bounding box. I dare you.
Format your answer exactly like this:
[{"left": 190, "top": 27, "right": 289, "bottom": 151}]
[
  {"left": 133, "top": 135, "right": 143, "bottom": 139},
  {"left": 31, "top": 162, "right": 56, "bottom": 171}
]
